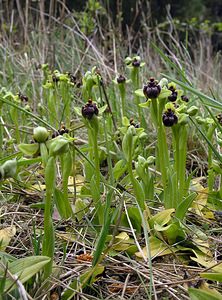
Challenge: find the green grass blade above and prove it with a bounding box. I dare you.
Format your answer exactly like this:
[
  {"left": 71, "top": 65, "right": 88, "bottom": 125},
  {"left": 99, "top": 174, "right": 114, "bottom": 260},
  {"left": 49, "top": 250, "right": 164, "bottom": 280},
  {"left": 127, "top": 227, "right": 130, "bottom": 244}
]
[
  {"left": 189, "top": 117, "right": 222, "bottom": 163},
  {"left": 0, "top": 96, "right": 56, "bottom": 130}
]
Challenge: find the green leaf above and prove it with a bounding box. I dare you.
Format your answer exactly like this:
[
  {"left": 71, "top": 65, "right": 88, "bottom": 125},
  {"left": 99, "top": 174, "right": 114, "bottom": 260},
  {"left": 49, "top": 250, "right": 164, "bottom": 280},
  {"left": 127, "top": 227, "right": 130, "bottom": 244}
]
[
  {"left": 90, "top": 175, "right": 100, "bottom": 203},
  {"left": 62, "top": 265, "right": 104, "bottom": 300},
  {"left": 113, "top": 159, "right": 127, "bottom": 180},
  {"left": 74, "top": 198, "right": 88, "bottom": 221},
  {"left": 54, "top": 188, "right": 73, "bottom": 219},
  {"left": 190, "top": 250, "right": 222, "bottom": 272},
  {"left": 18, "top": 143, "right": 39, "bottom": 156},
  {"left": 45, "top": 156, "right": 56, "bottom": 192},
  {"left": 201, "top": 273, "right": 222, "bottom": 282},
  {"left": 135, "top": 236, "right": 174, "bottom": 259},
  {"left": 188, "top": 287, "right": 222, "bottom": 300},
  {"left": 164, "top": 222, "right": 186, "bottom": 244},
  {"left": 49, "top": 136, "right": 69, "bottom": 156},
  {"left": 112, "top": 232, "right": 135, "bottom": 251},
  {"left": 122, "top": 126, "right": 134, "bottom": 160},
  {"left": 0, "top": 256, "right": 50, "bottom": 292},
  {"left": 175, "top": 192, "right": 197, "bottom": 220},
  {"left": 149, "top": 209, "right": 175, "bottom": 228},
  {"left": 121, "top": 207, "right": 142, "bottom": 234},
  {"left": 17, "top": 157, "right": 42, "bottom": 166}
]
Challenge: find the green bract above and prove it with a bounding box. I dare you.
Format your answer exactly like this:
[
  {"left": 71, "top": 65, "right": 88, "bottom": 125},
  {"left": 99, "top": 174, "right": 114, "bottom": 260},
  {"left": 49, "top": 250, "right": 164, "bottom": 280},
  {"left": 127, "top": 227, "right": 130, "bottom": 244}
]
[
  {"left": 187, "top": 105, "right": 198, "bottom": 116},
  {"left": 48, "top": 136, "right": 69, "bottom": 156}
]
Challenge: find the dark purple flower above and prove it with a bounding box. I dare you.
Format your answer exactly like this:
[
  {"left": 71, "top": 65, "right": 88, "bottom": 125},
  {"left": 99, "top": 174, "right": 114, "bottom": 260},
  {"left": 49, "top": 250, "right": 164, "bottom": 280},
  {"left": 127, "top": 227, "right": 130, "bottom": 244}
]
[
  {"left": 117, "top": 75, "right": 126, "bottom": 84},
  {"left": 143, "top": 77, "right": 161, "bottom": 99},
  {"left": 162, "top": 109, "right": 178, "bottom": 127},
  {"left": 82, "top": 99, "right": 99, "bottom": 119}
]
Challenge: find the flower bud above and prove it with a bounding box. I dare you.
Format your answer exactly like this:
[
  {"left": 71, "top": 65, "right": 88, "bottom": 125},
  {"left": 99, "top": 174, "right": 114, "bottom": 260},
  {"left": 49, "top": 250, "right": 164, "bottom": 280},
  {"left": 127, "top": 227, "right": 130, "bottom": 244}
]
[
  {"left": 147, "top": 156, "right": 155, "bottom": 165},
  {"left": 82, "top": 99, "right": 99, "bottom": 120},
  {"left": 181, "top": 95, "right": 189, "bottom": 102},
  {"left": 143, "top": 77, "right": 161, "bottom": 99},
  {"left": 176, "top": 103, "right": 187, "bottom": 114},
  {"left": 0, "top": 167, "right": 4, "bottom": 180},
  {"left": 195, "top": 116, "right": 205, "bottom": 125},
  {"left": 33, "top": 126, "right": 49, "bottom": 143},
  {"left": 167, "top": 84, "right": 178, "bottom": 102},
  {"left": 162, "top": 109, "right": 178, "bottom": 127},
  {"left": 1, "top": 159, "right": 17, "bottom": 179},
  {"left": 178, "top": 113, "right": 189, "bottom": 125},
  {"left": 187, "top": 106, "right": 198, "bottom": 116},
  {"left": 159, "top": 78, "right": 168, "bottom": 88}
]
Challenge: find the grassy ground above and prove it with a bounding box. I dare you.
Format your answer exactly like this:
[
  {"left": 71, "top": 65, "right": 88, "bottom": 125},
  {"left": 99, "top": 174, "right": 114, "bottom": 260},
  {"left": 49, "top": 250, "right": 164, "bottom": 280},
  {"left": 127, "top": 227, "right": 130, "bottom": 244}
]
[{"left": 1, "top": 3, "right": 222, "bottom": 300}]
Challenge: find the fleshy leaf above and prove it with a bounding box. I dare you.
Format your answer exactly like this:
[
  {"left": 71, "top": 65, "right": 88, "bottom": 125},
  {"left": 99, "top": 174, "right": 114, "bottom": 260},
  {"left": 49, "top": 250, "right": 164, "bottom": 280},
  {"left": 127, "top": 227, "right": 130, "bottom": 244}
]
[
  {"left": 149, "top": 208, "right": 175, "bottom": 228},
  {"left": 0, "top": 256, "right": 50, "bottom": 292},
  {"left": 191, "top": 250, "right": 222, "bottom": 272},
  {"left": 135, "top": 236, "right": 175, "bottom": 259},
  {"left": 188, "top": 287, "right": 222, "bottom": 300},
  {"left": 201, "top": 273, "right": 222, "bottom": 282}
]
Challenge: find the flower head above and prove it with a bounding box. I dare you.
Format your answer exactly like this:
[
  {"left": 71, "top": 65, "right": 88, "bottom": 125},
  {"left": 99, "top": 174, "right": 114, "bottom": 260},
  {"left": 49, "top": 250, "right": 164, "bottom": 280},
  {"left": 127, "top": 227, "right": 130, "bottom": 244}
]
[
  {"left": 82, "top": 99, "right": 99, "bottom": 120},
  {"left": 162, "top": 108, "right": 178, "bottom": 127},
  {"left": 117, "top": 75, "right": 126, "bottom": 84},
  {"left": 143, "top": 77, "right": 161, "bottom": 99},
  {"left": 168, "top": 86, "right": 178, "bottom": 102}
]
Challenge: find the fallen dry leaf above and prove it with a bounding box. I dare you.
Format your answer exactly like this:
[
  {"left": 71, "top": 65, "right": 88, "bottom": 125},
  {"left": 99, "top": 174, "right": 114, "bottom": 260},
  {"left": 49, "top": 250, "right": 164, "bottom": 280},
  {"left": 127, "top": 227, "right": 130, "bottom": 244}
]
[
  {"left": 108, "top": 283, "right": 138, "bottom": 294},
  {"left": 0, "top": 226, "right": 16, "bottom": 250},
  {"left": 76, "top": 253, "right": 93, "bottom": 262}
]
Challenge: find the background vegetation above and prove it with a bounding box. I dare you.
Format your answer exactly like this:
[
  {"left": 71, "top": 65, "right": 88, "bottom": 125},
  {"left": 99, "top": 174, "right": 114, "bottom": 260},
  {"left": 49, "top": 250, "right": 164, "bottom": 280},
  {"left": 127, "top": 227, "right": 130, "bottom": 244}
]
[{"left": 0, "top": 1, "right": 222, "bottom": 300}]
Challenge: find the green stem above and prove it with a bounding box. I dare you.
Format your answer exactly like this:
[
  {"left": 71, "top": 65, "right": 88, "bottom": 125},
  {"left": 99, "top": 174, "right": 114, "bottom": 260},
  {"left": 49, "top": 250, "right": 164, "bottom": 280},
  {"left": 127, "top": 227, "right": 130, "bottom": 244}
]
[
  {"left": 92, "top": 127, "right": 100, "bottom": 193},
  {"left": 172, "top": 125, "right": 188, "bottom": 205},
  {"left": 61, "top": 82, "right": 71, "bottom": 127},
  {"left": 11, "top": 108, "right": 20, "bottom": 143},
  {"left": 119, "top": 85, "right": 126, "bottom": 119},
  {"left": 60, "top": 151, "right": 73, "bottom": 218},
  {"left": 150, "top": 98, "right": 169, "bottom": 191},
  {"left": 157, "top": 107, "right": 169, "bottom": 190},
  {"left": 207, "top": 125, "right": 216, "bottom": 195},
  {"left": 128, "top": 149, "right": 145, "bottom": 211},
  {"left": 42, "top": 156, "right": 56, "bottom": 279},
  {"left": 132, "top": 68, "right": 143, "bottom": 125},
  {"left": 0, "top": 107, "right": 3, "bottom": 157},
  {"left": 48, "top": 89, "right": 58, "bottom": 128}
]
